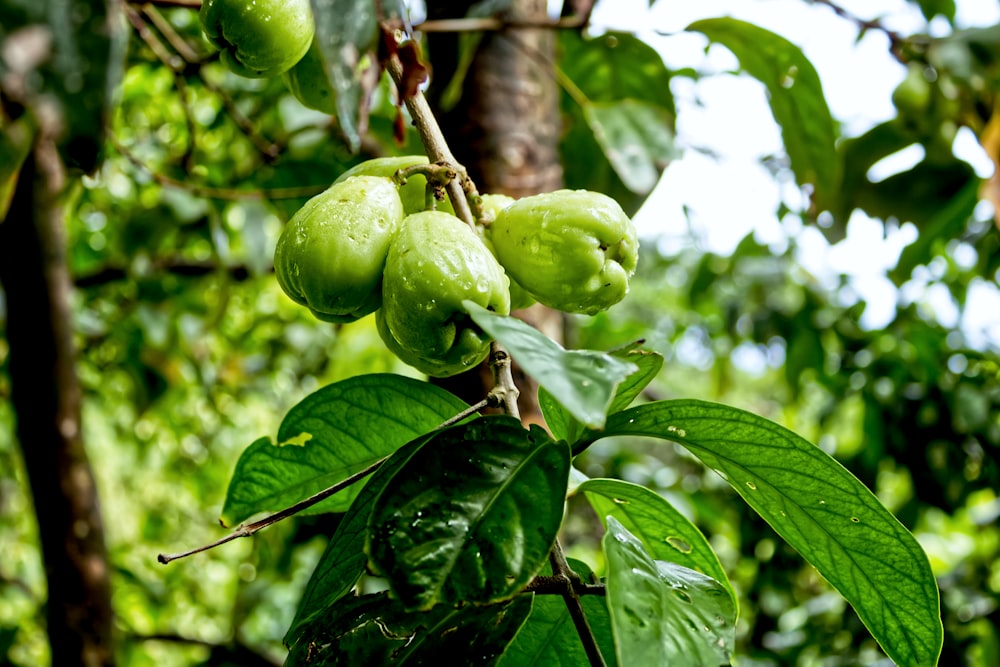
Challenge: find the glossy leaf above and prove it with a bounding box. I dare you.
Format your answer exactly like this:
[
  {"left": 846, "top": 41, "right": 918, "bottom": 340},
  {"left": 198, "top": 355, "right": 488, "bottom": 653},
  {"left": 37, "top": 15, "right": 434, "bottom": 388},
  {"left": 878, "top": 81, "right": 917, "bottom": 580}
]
[
  {"left": 284, "top": 431, "right": 435, "bottom": 645},
  {"left": 221, "top": 374, "right": 469, "bottom": 526},
  {"left": 579, "top": 478, "right": 736, "bottom": 612},
  {"left": 310, "top": 0, "right": 379, "bottom": 152},
  {"left": 366, "top": 417, "right": 570, "bottom": 610},
  {"left": 558, "top": 31, "right": 675, "bottom": 111},
  {"left": 584, "top": 100, "right": 677, "bottom": 194},
  {"left": 603, "top": 517, "right": 735, "bottom": 667},
  {"left": 557, "top": 30, "right": 677, "bottom": 216},
  {"left": 498, "top": 559, "right": 617, "bottom": 667},
  {"left": 578, "top": 400, "right": 944, "bottom": 666},
  {"left": 688, "top": 18, "right": 838, "bottom": 214},
  {"left": 287, "top": 591, "right": 532, "bottom": 666},
  {"left": 540, "top": 345, "right": 663, "bottom": 443},
  {"left": 465, "top": 303, "right": 638, "bottom": 429}
]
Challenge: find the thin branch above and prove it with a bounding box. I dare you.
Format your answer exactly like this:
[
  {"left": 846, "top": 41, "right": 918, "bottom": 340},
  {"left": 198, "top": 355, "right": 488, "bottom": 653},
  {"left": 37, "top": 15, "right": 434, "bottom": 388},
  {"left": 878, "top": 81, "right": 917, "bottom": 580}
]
[
  {"left": 549, "top": 538, "right": 608, "bottom": 667},
  {"left": 524, "top": 575, "right": 605, "bottom": 597},
  {"left": 384, "top": 47, "right": 475, "bottom": 227},
  {"left": 157, "top": 456, "right": 388, "bottom": 564},
  {"left": 109, "top": 136, "right": 325, "bottom": 200},
  {"left": 129, "top": 0, "right": 202, "bottom": 8},
  {"left": 413, "top": 15, "right": 588, "bottom": 33},
  {"left": 141, "top": 4, "right": 202, "bottom": 64},
  {"left": 808, "top": 0, "right": 928, "bottom": 59},
  {"left": 124, "top": 3, "right": 183, "bottom": 71},
  {"left": 487, "top": 345, "right": 520, "bottom": 419},
  {"left": 157, "top": 398, "right": 492, "bottom": 564}
]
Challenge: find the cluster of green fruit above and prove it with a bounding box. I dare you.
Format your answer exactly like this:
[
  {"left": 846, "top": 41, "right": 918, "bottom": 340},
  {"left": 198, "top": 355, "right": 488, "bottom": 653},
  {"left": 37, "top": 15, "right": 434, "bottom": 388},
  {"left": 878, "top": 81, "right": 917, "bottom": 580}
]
[
  {"left": 273, "top": 156, "right": 639, "bottom": 377},
  {"left": 199, "top": 0, "right": 338, "bottom": 113}
]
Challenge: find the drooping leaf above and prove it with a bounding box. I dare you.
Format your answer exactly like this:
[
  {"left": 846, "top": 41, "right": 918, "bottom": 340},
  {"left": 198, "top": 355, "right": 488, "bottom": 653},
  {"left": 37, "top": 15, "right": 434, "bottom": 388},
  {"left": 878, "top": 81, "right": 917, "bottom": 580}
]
[
  {"left": 540, "top": 344, "right": 662, "bottom": 442},
  {"left": 310, "top": 0, "right": 380, "bottom": 152},
  {"left": 558, "top": 31, "right": 675, "bottom": 111},
  {"left": 221, "top": 374, "right": 469, "bottom": 526},
  {"left": 465, "top": 302, "right": 638, "bottom": 429},
  {"left": 579, "top": 478, "right": 736, "bottom": 613},
  {"left": 603, "top": 517, "right": 735, "bottom": 667},
  {"left": 366, "top": 416, "right": 570, "bottom": 610},
  {"left": 577, "top": 400, "right": 944, "bottom": 667},
  {"left": 583, "top": 100, "right": 677, "bottom": 195},
  {"left": 284, "top": 430, "right": 436, "bottom": 646},
  {"left": 287, "top": 591, "right": 532, "bottom": 666},
  {"left": 687, "top": 18, "right": 838, "bottom": 214},
  {"left": 498, "top": 559, "right": 618, "bottom": 667},
  {"left": 916, "top": 0, "right": 956, "bottom": 23},
  {"left": 557, "top": 30, "right": 677, "bottom": 215}
]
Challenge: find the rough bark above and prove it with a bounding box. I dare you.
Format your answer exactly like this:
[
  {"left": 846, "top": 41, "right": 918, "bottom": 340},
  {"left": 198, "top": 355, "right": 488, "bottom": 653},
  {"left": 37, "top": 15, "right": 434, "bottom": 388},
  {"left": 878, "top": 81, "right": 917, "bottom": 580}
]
[
  {"left": 0, "top": 129, "right": 115, "bottom": 666},
  {"left": 425, "top": 0, "right": 566, "bottom": 424}
]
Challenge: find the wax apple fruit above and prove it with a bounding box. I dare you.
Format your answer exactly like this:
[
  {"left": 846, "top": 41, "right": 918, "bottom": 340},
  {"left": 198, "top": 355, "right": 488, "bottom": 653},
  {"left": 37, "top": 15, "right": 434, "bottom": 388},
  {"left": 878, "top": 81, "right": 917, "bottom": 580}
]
[
  {"left": 274, "top": 176, "right": 404, "bottom": 323},
  {"left": 489, "top": 189, "right": 638, "bottom": 315}
]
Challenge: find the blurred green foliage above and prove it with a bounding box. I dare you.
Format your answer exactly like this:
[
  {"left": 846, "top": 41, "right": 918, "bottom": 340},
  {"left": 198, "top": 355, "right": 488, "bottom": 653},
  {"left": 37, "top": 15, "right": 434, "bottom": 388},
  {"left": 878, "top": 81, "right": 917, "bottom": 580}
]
[{"left": 1, "top": 1, "right": 999, "bottom": 665}]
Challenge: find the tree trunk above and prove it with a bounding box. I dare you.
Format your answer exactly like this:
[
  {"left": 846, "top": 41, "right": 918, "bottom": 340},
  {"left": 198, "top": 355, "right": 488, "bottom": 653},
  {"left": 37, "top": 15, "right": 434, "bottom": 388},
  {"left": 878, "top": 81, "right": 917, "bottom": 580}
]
[
  {"left": 0, "top": 129, "right": 115, "bottom": 666},
  {"left": 426, "top": 0, "right": 566, "bottom": 424}
]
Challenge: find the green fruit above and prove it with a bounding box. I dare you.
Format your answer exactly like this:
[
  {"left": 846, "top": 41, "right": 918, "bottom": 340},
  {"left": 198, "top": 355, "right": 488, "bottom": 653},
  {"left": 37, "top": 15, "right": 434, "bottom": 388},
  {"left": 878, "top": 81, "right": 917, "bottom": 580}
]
[
  {"left": 478, "top": 193, "right": 535, "bottom": 310},
  {"left": 892, "top": 64, "right": 932, "bottom": 117},
  {"left": 200, "top": 0, "right": 314, "bottom": 79},
  {"left": 490, "top": 189, "right": 638, "bottom": 315},
  {"left": 380, "top": 210, "right": 510, "bottom": 377},
  {"left": 283, "top": 39, "right": 335, "bottom": 114},
  {"left": 336, "top": 156, "right": 456, "bottom": 215},
  {"left": 274, "top": 175, "right": 404, "bottom": 323}
]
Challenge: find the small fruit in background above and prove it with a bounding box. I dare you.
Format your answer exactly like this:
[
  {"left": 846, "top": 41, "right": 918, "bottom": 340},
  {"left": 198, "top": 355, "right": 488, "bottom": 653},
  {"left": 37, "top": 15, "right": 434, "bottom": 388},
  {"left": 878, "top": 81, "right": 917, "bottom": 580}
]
[{"left": 200, "top": 0, "right": 314, "bottom": 79}]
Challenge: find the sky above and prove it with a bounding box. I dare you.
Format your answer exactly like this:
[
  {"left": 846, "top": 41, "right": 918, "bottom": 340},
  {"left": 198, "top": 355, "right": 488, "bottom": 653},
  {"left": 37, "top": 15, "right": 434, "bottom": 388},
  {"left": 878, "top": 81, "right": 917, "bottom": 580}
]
[{"left": 580, "top": 0, "right": 1000, "bottom": 346}]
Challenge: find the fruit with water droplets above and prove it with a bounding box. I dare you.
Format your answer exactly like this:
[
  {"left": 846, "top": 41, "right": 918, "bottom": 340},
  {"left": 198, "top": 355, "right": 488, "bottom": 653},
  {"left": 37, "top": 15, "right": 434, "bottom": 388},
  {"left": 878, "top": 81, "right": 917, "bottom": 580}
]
[
  {"left": 200, "top": 0, "right": 314, "bottom": 79},
  {"left": 379, "top": 210, "right": 510, "bottom": 376},
  {"left": 489, "top": 189, "right": 637, "bottom": 315},
  {"left": 274, "top": 175, "right": 404, "bottom": 323}
]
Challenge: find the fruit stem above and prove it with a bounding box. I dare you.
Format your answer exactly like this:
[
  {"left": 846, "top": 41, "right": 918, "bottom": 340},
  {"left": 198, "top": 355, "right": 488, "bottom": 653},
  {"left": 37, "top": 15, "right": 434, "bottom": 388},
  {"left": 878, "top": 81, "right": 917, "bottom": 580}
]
[
  {"left": 385, "top": 39, "right": 477, "bottom": 229},
  {"left": 487, "top": 345, "right": 520, "bottom": 419}
]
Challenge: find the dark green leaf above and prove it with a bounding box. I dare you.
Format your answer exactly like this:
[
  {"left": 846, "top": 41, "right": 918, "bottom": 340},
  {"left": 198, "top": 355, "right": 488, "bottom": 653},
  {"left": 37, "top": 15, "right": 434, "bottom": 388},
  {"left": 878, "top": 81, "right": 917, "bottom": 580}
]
[
  {"left": 557, "top": 30, "right": 677, "bottom": 216},
  {"left": 310, "top": 0, "right": 379, "bottom": 152},
  {"left": 603, "top": 517, "right": 735, "bottom": 667},
  {"left": 890, "top": 177, "right": 979, "bottom": 283},
  {"left": 287, "top": 591, "right": 532, "bottom": 666},
  {"left": 833, "top": 119, "right": 917, "bottom": 241},
  {"left": 579, "top": 478, "right": 736, "bottom": 612},
  {"left": 465, "top": 303, "right": 638, "bottom": 429},
  {"left": 916, "top": 0, "right": 956, "bottom": 22},
  {"left": 284, "top": 431, "right": 436, "bottom": 646},
  {"left": 854, "top": 158, "right": 976, "bottom": 230},
  {"left": 583, "top": 100, "right": 677, "bottom": 195},
  {"left": 366, "top": 417, "right": 570, "bottom": 610},
  {"left": 221, "top": 374, "right": 469, "bottom": 526},
  {"left": 687, "top": 18, "right": 838, "bottom": 214},
  {"left": 498, "top": 559, "right": 617, "bottom": 667},
  {"left": 558, "top": 31, "right": 675, "bottom": 111},
  {"left": 579, "top": 400, "right": 944, "bottom": 667}
]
